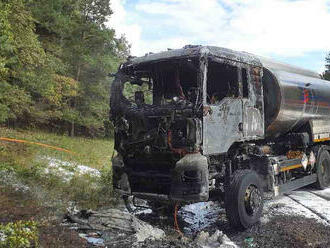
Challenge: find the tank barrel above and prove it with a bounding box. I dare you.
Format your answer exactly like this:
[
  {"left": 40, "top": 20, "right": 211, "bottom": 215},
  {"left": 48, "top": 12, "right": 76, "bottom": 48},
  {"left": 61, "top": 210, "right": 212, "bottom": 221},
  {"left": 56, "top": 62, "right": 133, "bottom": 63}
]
[{"left": 262, "top": 61, "right": 330, "bottom": 137}]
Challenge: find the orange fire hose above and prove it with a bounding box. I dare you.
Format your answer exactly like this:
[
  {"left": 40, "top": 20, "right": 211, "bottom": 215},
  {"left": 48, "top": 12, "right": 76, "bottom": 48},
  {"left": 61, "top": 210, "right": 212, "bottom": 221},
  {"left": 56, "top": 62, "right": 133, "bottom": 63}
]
[
  {"left": 0, "top": 137, "right": 76, "bottom": 155},
  {"left": 174, "top": 203, "right": 184, "bottom": 236}
]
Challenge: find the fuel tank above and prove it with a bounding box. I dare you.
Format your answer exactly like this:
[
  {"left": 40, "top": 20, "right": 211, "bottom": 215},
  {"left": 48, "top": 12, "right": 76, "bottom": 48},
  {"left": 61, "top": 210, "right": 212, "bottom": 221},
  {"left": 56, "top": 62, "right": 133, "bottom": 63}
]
[{"left": 261, "top": 57, "right": 330, "bottom": 137}]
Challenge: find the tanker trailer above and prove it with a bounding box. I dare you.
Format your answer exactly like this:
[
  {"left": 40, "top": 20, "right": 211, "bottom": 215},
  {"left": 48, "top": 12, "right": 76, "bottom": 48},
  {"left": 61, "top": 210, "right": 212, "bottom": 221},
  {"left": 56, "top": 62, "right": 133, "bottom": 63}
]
[{"left": 110, "top": 45, "right": 330, "bottom": 229}]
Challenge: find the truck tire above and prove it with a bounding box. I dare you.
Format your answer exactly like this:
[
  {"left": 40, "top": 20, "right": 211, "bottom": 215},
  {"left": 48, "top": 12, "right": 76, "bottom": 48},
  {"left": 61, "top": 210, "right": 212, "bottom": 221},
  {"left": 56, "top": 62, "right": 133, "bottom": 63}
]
[
  {"left": 315, "top": 149, "right": 330, "bottom": 189},
  {"left": 225, "top": 169, "right": 263, "bottom": 229}
]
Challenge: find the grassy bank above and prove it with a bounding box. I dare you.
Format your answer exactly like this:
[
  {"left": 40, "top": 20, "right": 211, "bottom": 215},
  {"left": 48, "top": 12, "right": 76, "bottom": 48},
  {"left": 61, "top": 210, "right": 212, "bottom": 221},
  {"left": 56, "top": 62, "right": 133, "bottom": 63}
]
[
  {"left": 0, "top": 127, "right": 115, "bottom": 210},
  {"left": 0, "top": 127, "right": 114, "bottom": 170}
]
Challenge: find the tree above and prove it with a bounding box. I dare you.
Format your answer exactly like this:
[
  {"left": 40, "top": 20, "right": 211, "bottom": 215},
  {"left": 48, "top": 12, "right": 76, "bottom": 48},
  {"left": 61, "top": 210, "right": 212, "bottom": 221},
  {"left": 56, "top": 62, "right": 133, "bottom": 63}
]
[
  {"left": 323, "top": 52, "right": 330, "bottom": 81},
  {"left": 27, "top": 0, "right": 129, "bottom": 136},
  {"left": 0, "top": 0, "right": 129, "bottom": 136},
  {"left": 0, "top": 0, "right": 45, "bottom": 124}
]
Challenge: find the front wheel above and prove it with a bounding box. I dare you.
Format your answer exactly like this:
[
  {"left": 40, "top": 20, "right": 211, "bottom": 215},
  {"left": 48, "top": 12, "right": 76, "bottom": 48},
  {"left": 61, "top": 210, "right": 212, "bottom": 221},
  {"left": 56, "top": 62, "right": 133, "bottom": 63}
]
[{"left": 225, "top": 170, "right": 264, "bottom": 229}]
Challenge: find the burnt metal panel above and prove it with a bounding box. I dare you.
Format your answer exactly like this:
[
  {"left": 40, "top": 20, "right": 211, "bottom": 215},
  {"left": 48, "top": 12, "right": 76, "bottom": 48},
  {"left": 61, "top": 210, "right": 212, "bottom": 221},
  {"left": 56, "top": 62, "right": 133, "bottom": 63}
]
[
  {"left": 242, "top": 66, "right": 264, "bottom": 139},
  {"left": 124, "top": 46, "right": 262, "bottom": 68},
  {"left": 203, "top": 98, "right": 243, "bottom": 155},
  {"left": 202, "top": 58, "right": 264, "bottom": 155},
  {"left": 243, "top": 105, "right": 264, "bottom": 138}
]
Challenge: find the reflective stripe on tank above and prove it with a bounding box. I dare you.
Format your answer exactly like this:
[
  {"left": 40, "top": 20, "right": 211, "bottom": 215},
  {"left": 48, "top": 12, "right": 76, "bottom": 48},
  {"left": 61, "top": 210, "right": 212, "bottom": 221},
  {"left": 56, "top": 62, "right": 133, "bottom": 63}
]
[
  {"left": 314, "top": 137, "right": 330, "bottom": 143},
  {"left": 313, "top": 133, "right": 330, "bottom": 143}
]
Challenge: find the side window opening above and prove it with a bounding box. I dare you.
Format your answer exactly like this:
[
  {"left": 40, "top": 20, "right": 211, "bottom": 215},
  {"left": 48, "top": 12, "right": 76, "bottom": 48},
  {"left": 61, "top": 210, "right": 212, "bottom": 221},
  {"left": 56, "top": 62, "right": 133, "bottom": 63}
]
[
  {"left": 207, "top": 61, "right": 239, "bottom": 104},
  {"left": 242, "top": 68, "right": 249, "bottom": 98}
]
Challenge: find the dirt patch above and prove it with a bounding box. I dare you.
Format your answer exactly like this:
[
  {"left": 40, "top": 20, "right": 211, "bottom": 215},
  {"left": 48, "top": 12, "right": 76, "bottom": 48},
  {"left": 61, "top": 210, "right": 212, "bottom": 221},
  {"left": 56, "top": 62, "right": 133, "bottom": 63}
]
[
  {"left": 0, "top": 186, "right": 48, "bottom": 223},
  {"left": 231, "top": 215, "right": 330, "bottom": 248},
  {"left": 0, "top": 186, "right": 87, "bottom": 247},
  {"left": 38, "top": 222, "right": 88, "bottom": 248},
  {"left": 135, "top": 237, "right": 199, "bottom": 248}
]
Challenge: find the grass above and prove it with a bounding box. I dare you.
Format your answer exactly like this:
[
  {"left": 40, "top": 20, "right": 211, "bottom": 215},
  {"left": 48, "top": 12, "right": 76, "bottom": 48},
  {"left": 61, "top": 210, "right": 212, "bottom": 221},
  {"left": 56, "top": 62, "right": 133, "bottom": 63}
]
[
  {"left": 0, "top": 127, "right": 116, "bottom": 210},
  {"left": 0, "top": 127, "right": 114, "bottom": 170}
]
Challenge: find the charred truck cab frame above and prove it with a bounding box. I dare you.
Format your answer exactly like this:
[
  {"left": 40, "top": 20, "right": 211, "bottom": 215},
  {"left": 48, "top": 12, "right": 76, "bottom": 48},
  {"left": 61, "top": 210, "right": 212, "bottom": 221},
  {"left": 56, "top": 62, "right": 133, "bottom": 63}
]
[{"left": 110, "top": 45, "right": 330, "bottom": 229}]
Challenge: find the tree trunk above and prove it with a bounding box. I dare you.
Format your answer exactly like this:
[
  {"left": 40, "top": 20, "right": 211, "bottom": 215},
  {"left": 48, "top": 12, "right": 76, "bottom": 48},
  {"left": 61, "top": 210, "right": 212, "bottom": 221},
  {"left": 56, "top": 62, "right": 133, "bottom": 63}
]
[
  {"left": 70, "top": 30, "right": 84, "bottom": 137},
  {"left": 71, "top": 61, "right": 81, "bottom": 137},
  {"left": 70, "top": 120, "right": 75, "bottom": 137}
]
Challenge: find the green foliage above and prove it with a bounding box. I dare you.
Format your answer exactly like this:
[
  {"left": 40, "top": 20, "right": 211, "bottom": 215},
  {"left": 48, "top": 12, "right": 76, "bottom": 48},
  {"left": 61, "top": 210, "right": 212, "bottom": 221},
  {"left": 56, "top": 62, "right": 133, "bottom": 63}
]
[
  {"left": 0, "top": 0, "right": 129, "bottom": 136},
  {"left": 0, "top": 220, "right": 39, "bottom": 248},
  {"left": 27, "top": 0, "right": 129, "bottom": 136},
  {"left": 324, "top": 52, "right": 330, "bottom": 81},
  {"left": 123, "top": 82, "right": 153, "bottom": 104},
  {"left": 99, "top": 166, "right": 113, "bottom": 199},
  {"left": 0, "top": 1, "right": 13, "bottom": 82},
  {"left": 0, "top": 0, "right": 42, "bottom": 123},
  {"left": 0, "top": 82, "right": 32, "bottom": 123}
]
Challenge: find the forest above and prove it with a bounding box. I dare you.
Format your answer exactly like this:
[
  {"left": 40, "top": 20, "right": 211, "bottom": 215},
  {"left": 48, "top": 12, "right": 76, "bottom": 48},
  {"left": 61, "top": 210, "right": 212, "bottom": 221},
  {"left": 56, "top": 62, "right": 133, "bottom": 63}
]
[
  {"left": 0, "top": 0, "right": 129, "bottom": 137},
  {"left": 0, "top": 0, "right": 329, "bottom": 137}
]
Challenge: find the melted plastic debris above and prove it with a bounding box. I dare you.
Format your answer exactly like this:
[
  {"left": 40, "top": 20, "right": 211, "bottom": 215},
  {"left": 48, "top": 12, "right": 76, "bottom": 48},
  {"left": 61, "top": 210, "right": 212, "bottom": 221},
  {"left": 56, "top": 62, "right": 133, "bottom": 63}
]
[
  {"left": 64, "top": 208, "right": 165, "bottom": 247},
  {"left": 195, "top": 230, "right": 237, "bottom": 248},
  {"left": 79, "top": 233, "right": 105, "bottom": 246},
  {"left": 179, "top": 201, "right": 224, "bottom": 236}
]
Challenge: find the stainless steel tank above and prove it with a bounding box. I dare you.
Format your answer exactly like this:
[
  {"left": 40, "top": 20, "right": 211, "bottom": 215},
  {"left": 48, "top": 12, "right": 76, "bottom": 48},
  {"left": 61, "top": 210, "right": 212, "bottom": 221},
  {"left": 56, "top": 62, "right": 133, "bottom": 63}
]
[{"left": 261, "top": 57, "right": 330, "bottom": 137}]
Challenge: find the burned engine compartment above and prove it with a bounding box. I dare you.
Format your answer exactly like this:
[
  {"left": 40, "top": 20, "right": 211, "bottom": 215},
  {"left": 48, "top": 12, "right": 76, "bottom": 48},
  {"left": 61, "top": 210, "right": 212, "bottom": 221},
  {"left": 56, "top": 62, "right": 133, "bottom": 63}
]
[
  {"left": 110, "top": 57, "right": 208, "bottom": 200},
  {"left": 111, "top": 58, "right": 203, "bottom": 158}
]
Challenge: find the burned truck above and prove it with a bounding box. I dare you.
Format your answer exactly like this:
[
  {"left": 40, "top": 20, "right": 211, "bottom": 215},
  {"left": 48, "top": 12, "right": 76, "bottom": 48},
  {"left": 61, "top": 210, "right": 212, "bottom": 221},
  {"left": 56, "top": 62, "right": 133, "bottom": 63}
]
[{"left": 110, "top": 45, "right": 330, "bottom": 229}]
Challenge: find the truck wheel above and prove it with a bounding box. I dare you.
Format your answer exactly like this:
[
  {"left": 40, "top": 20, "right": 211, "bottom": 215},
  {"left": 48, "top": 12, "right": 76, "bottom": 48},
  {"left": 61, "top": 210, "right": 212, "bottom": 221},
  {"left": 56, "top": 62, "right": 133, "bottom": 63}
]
[
  {"left": 315, "top": 150, "right": 330, "bottom": 189},
  {"left": 225, "top": 170, "right": 263, "bottom": 229}
]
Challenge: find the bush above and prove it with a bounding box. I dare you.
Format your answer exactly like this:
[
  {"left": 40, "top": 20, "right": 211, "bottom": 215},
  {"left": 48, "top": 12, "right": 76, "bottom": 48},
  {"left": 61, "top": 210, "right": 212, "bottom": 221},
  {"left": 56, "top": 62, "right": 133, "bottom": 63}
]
[{"left": 0, "top": 220, "right": 39, "bottom": 248}]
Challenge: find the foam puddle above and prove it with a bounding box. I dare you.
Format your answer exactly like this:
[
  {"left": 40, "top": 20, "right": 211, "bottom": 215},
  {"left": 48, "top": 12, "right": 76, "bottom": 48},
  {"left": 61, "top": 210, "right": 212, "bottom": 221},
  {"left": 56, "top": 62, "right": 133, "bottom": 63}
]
[{"left": 38, "top": 156, "right": 101, "bottom": 181}]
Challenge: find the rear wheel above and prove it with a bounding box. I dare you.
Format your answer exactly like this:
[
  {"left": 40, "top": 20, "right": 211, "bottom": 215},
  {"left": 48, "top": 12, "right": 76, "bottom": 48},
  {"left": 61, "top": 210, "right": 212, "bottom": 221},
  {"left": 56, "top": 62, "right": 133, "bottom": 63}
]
[
  {"left": 225, "top": 170, "right": 264, "bottom": 229},
  {"left": 315, "top": 149, "right": 330, "bottom": 189}
]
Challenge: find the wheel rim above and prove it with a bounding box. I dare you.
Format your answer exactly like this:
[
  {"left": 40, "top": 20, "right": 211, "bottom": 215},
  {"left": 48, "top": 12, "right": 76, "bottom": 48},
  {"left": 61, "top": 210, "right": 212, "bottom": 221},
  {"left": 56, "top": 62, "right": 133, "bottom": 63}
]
[{"left": 244, "top": 185, "right": 262, "bottom": 216}]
